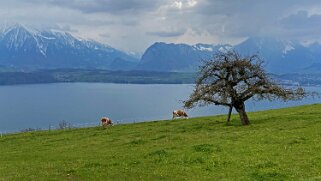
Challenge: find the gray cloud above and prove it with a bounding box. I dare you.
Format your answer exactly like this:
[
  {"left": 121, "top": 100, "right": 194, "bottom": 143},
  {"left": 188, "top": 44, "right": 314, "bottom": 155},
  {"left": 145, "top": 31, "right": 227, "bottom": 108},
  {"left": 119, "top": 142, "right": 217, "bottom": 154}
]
[
  {"left": 99, "top": 33, "right": 111, "bottom": 38},
  {"left": 1, "top": 0, "right": 321, "bottom": 52},
  {"left": 146, "top": 30, "right": 186, "bottom": 37},
  {"left": 27, "top": 0, "right": 163, "bottom": 14},
  {"left": 281, "top": 11, "right": 321, "bottom": 29},
  {"left": 274, "top": 10, "right": 321, "bottom": 41},
  {"left": 45, "top": 24, "right": 79, "bottom": 32}
]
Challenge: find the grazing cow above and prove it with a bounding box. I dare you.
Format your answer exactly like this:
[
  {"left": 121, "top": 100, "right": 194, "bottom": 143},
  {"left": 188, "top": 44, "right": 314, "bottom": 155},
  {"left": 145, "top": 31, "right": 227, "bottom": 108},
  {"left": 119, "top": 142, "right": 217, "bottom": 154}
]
[
  {"left": 172, "top": 110, "right": 188, "bottom": 119},
  {"left": 101, "top": 117, "right": 113, "bottom": 127}
]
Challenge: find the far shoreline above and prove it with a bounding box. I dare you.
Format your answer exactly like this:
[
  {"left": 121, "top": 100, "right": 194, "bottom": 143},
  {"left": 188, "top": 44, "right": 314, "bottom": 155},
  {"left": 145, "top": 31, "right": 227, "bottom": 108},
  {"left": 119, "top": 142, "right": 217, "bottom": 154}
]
[{"left": 0, "top": 69, "right": 320, "bottom": 86}]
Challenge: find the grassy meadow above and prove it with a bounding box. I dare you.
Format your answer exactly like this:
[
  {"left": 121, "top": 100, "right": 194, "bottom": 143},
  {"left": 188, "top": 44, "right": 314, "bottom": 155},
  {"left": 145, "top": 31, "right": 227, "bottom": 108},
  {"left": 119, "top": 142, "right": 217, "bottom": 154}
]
[{"left": 1, "top": 104, "right": 321, "bottom": 180}]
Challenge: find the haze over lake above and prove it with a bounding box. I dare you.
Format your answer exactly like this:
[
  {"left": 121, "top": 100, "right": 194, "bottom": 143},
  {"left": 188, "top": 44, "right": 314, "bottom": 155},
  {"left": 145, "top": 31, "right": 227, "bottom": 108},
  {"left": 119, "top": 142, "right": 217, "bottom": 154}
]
[{"left": 0, "top": 83, "right": 320, "bottom": 133}]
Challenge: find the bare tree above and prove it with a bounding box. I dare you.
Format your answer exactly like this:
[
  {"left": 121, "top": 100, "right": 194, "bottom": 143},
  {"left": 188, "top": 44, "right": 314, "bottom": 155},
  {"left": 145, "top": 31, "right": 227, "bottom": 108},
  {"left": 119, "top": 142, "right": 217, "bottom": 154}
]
[{"left": 184, "top": 50, "right": 305, "bottom": 125}]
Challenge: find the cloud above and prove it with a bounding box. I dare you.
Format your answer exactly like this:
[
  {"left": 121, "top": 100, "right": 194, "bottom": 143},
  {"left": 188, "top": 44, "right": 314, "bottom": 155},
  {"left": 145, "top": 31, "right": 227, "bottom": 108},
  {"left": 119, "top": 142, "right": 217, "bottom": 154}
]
[
  {"left": 1, "top": 0, "right": 321, "bottom": 52},
  {"left": 170, "top": 0, "right": 198, "bottom": 10},
  {"left": 172, "top": 1, "right": 183, "bottom": 9},
  {"left": 27, "top": 0, "right": 164, "bottom": 14},
  {"left": 280, "top": 11, "right": 321, "bottom": 29},
  {"left": 99, "top": 33, "right": 110, "bottom": 38},
  {"left": 46, "top": 24, "right": 79, "bottom": 32},
  {"left": 275, "top": 10, "right": 321, "bottom": 40},
  {"left": 146, "top": 29, "right": 186, "bottom": 37}
]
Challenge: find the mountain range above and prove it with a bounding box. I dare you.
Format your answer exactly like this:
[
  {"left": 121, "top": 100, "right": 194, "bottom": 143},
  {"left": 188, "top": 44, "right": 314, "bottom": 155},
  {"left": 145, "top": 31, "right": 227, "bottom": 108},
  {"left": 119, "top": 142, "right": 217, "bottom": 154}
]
[
  {"left": 136, "top": 43, "right": 232, "bottom": 72},
  {"left": 139, "top": 37, "right": 321, "bottom": 73},
  {"left": 0, "top": 24, "right": 138, "bottom": 70},
  {"left": 1, "top": 24, "right": 321, "bottom": 74}
]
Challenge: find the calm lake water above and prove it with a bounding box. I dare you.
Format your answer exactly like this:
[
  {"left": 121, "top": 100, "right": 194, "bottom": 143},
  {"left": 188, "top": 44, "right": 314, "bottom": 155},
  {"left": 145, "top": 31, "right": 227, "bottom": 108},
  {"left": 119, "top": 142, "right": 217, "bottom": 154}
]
[{"left": 0, "top": 83, "right": 320, "bottom": 133}]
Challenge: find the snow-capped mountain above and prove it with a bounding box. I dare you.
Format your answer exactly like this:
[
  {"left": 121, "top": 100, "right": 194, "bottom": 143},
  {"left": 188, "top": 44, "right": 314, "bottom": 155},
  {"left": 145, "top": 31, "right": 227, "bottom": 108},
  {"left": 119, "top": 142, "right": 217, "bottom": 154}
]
[
  {"left": 136, "top": 42, "right": 232, "bottom": 72},
  {"left": 2, "top": 25, "right": 321, "bottom": 74},
  {"left": 138, "top": 37, "right": 321, "bottom": 73},
  {"left": 234, "top": 37, "right": 315, "bottom": 73},
  {"left": 0, "top": 24, "right": 138, "bottom": 70}
]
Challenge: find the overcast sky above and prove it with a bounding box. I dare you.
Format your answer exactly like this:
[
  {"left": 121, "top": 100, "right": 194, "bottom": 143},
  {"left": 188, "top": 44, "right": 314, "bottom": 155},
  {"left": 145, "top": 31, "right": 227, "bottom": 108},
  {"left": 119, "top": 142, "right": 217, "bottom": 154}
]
[{"left": 1, "top": 0, "right": 321, "bottom": 52}]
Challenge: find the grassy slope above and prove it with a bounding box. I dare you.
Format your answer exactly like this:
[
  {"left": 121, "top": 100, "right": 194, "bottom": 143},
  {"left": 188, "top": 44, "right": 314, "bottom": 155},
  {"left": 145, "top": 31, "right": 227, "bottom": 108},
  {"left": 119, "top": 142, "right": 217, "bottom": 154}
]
[{"left": 1, "top": 104, "right": 321, "bottom": 180}]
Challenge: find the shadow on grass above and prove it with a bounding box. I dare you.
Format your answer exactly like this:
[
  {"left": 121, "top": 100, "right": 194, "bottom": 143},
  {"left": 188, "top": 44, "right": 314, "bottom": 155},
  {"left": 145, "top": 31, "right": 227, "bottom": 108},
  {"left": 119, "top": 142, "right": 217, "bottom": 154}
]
[
  {"left": 129, "top": 139, "right": 146, "bottom": 145},
  {"left": 193, "top": 144, "right": 213, "bottom": 153},
  {"left": 250, "top": 171, "right": 287, "bottom": 181},
  {"left": 151, "top": 135, "right": 167, "bottom": 141},
  {"left": 148, "top": 149, "right": 170, "bottom": 163}
]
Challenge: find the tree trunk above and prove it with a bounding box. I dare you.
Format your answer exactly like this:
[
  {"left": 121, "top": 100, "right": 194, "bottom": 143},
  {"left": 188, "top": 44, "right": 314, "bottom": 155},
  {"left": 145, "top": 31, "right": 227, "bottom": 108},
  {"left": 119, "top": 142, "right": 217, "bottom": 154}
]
[
  {"left": 226, "top": 105, "right": 232, "bottom": 123},
  {"left": 235, "top": 103, "right": 250, "bottom": 125}
]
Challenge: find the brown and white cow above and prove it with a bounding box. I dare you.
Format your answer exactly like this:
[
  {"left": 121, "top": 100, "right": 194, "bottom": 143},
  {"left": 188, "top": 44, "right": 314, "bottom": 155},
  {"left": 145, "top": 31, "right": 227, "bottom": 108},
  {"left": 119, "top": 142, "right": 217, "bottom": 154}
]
[
  {"left": 101, "top": 117, "right": 113, "bottom": 127},
  {"left": 172, "top": 110, "right": 188, "bottom": 119}
]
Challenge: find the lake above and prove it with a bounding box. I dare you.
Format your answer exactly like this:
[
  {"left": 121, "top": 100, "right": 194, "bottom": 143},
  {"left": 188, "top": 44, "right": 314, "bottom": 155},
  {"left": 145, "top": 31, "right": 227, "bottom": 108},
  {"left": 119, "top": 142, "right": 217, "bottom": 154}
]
[{"left": 0, "top": 83, "right": 320, "bottom": 133}]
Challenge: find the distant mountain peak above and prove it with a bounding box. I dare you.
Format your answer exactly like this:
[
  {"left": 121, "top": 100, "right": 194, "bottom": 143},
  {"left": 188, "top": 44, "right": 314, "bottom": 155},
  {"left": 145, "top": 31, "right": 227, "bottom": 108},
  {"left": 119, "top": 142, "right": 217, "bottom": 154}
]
[
  {"left": 138, "top": 36, "right": 319, "bottom": 73},
  {"left": 0, "top": 24, "right": 138, "bottom": 70},
  {"left": 137, "top": 42, "right": 233, "bottom": 72}
]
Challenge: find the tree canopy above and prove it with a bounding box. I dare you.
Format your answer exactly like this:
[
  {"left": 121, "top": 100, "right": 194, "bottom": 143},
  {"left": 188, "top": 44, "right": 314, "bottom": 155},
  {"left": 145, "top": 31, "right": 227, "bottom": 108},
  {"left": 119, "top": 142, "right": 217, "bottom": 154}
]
[{"left": 184, "top": 50, "right": 305, "bottom": 125}]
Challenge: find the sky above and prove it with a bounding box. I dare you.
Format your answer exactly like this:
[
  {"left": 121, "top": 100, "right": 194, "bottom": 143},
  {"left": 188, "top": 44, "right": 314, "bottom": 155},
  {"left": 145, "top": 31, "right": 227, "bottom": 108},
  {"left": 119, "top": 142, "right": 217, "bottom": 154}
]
[{"left": 0, "top": 0, "right": 321, "bottom": 52}]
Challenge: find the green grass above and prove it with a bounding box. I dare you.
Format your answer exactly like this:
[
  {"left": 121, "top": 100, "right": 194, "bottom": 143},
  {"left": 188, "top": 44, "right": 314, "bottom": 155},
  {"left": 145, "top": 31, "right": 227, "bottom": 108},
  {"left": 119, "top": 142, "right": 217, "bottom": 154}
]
[{"left": 2, "top": 104, "right": 321, "bottom": 180}]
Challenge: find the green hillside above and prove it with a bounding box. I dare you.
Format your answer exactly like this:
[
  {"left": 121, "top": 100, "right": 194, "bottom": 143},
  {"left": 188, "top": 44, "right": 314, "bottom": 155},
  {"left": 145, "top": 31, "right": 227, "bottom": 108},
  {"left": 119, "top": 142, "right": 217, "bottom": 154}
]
[{"left": 1, "top": 104, "right": 321, "bottom": 180}]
